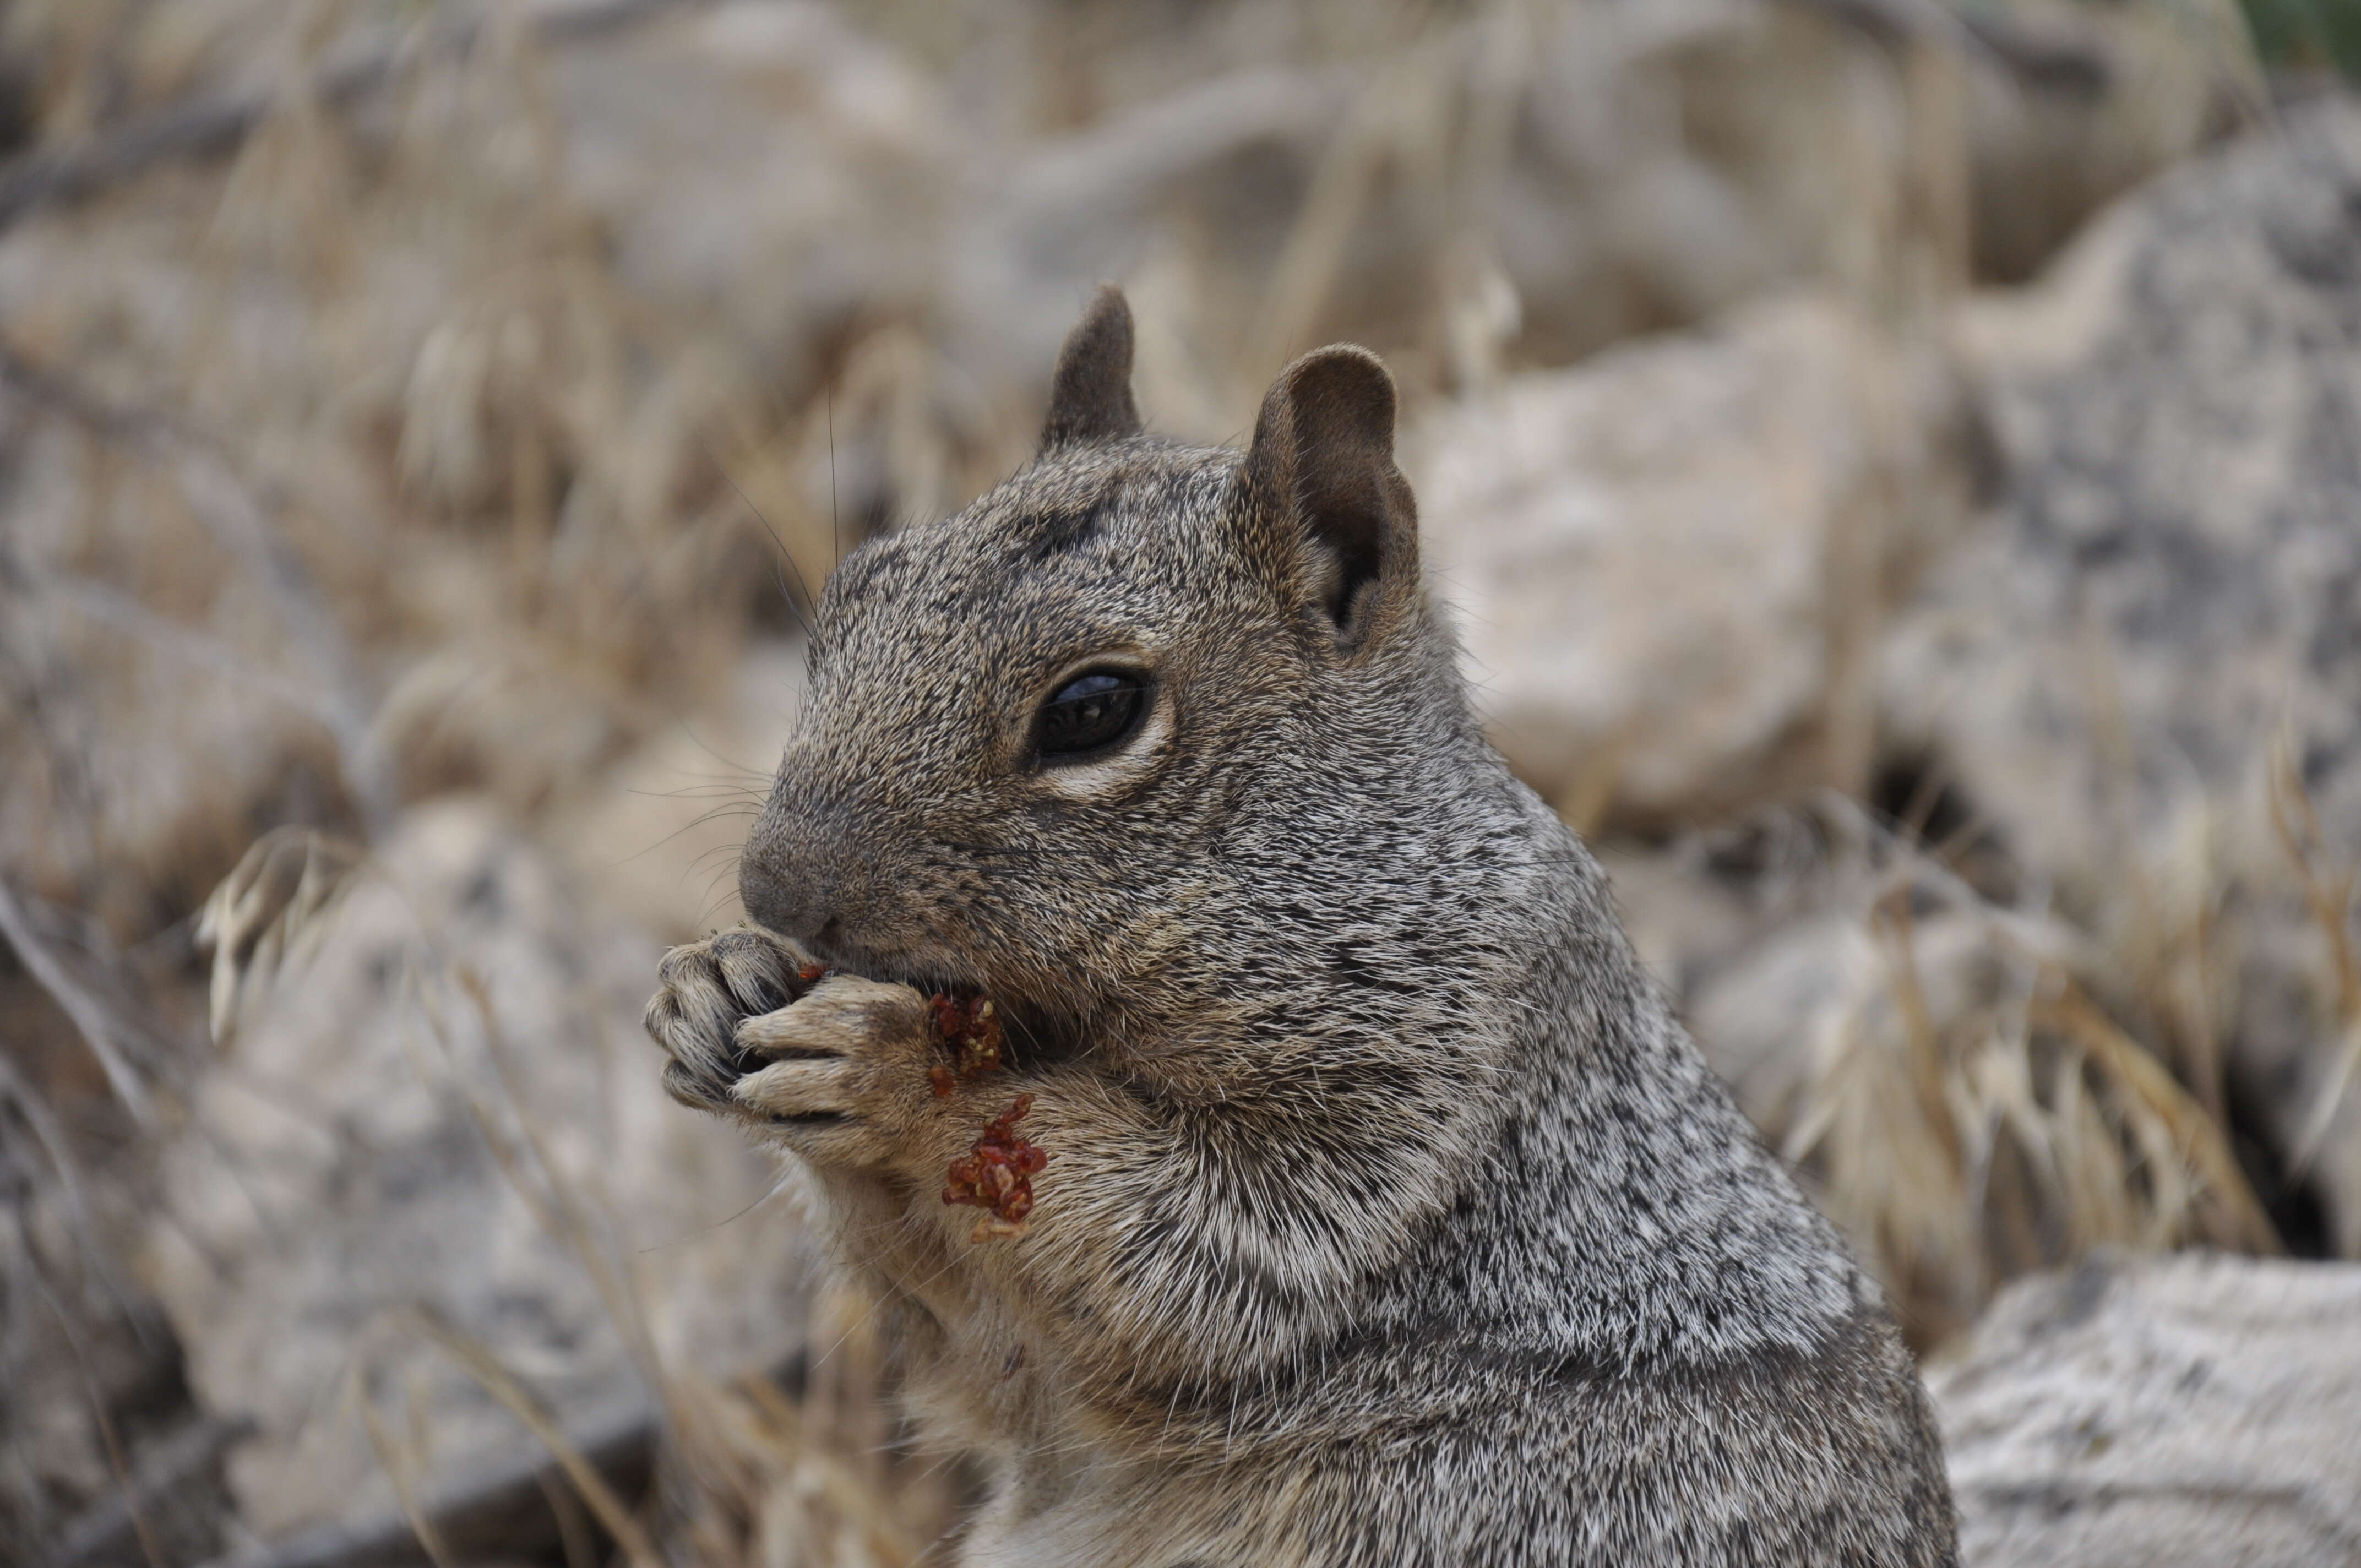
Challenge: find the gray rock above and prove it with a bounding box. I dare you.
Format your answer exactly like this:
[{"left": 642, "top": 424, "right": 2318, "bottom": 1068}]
[
  {"left": 1412, "top": 291, "right": 1979, "bottom": 830},
  {"left": 1897, "top": 98, "right": 2361, "bottom": 885},
  {"left": 1886, "top": 98, "right": 2361, "bottom": 1254},
  {"left": 1932, "top": 1251, "right": 2361, "bottom": 1568},
  {"left": 1953, "top": 0, "right": 2243, "bottom": 284}
]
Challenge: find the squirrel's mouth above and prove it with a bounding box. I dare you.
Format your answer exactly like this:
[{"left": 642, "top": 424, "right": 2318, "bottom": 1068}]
[
  {"left": 781, "top": 927, "right": 967, "bottom": 998},
  {"left": 775, "top": 918, "right": 976, "bottom": 997}
]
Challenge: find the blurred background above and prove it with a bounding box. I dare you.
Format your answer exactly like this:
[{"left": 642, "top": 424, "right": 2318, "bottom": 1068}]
[{"left": 1, "top": 1, "right": 2358, "bottom": 1565}]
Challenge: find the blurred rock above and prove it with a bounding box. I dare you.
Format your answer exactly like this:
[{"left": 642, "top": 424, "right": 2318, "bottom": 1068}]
[
  {"left": 1887, "top": 98, "right": 2361, "bottom": 1253},
  {"left": 1413, "top": 291, "right": 1980, "bottom": 831},
  {"left": 1687, "top": 903, "right": 1895, "bottom": 1136},
  {"left": 1932, "top": 1251, "right": 2361, "bottom": 1568},
  {"left": 1597, "top": 837, "right": 1780, "bottom": 1003},
  {"left": 0, "top": 0, "right": 2243, "bottom": 933},
  {"left": 1483, "top": 1, "right": 1905, "bottom": 372},
  {"left": 548, "top": 3, "right": 956, "bottom": 398},
  {"left": 1900, "top": 97, "right": 2361, "bottom": 885},
  {"left": 547, "top": 0, "right": 2242, "bottom": 467},
  {"left": 1951, "top": 0, "right": 2246, "bottom": 284},
  {"left": 1484, "top": 0, "right": 2237, "bottom": 368},
  {"left": 142, "top": 799, "right": 814, "bottom": 1538}
]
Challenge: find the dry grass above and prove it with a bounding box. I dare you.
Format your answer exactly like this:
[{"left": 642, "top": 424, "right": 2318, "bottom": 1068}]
[
  {"left": 183, "top": 829, "right": 952, "bottom": 1564},
  {"left": 2268, "top": 737, "right": 2361, "bottom": 1176},
  {"left": 1723, "top": 796, "right": 2282, "bottom": 1346}
]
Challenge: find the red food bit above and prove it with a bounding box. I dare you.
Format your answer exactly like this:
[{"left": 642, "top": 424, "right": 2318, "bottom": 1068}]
[
  {"left": 928, "top": 989, "right": 1005, "bottom": 1079},
  {"left": 943, "top": 1093, "right": 1049, "bottom": 1242},
  {"left": 928, "top": 1064, "right": 957, "bottom": 1099},
  {"left": 797, "top": 962, "right": 830, "bottom": 984}
]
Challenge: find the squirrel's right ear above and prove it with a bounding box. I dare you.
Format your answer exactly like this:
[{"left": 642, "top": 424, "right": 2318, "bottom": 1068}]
[
  {"left": 1038, "top": 285, "right": 1142, "bottom": 453},
  {"left": 1237, "top": 345, "right": 1418, "bottom": 651}
]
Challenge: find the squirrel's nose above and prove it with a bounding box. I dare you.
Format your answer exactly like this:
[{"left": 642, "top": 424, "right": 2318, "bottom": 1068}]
[{"left": 737, "top": 847, "right": 825, "bottom": 946}]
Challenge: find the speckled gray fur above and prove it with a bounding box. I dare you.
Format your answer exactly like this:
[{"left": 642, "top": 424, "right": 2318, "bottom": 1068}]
[{"left": 645, "top": 288, "right": 1956, "bottom": 1566}]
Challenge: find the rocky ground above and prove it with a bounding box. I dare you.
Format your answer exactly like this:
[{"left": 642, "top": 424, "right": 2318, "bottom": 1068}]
[
  {"left": 1, "top": 3, "right": 2357, "bottom": 1565},
  {"left": 1934, "top": 1251, "right": 2361, "bottom": 1567}
]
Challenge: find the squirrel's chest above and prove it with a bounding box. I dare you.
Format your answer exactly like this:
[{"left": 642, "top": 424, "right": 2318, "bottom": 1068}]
[
  {"left": 901, "top": 1307, "right": 1081, "bottom": 1464},
  {"left": 953, "top": 1460, "right": 1314, "bottom": 1568}
]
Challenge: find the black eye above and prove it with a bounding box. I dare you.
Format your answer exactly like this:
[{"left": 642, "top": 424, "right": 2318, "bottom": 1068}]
[{"left": 1036, "top": 669, "right": 1150, "bottom": 760}]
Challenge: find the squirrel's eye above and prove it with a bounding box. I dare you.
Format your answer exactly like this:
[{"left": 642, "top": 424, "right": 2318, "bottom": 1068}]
[{"left": 1036, "top": 669, "right": 1150, "bottom": 761}]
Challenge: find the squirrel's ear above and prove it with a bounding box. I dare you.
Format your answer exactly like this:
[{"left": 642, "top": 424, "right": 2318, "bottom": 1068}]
[
  {"left": 1238, "top": 345, "right": 1417, "bottom": 646},
  {"left": 1039, "top": 285, "right": 1142, "bottom": 453}
]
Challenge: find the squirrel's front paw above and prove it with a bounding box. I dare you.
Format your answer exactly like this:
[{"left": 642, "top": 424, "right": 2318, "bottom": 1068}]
[
  {"left": 728, "top": 976, "right": 933, "bottom": 1166},
  {"left": 644, "top": 926, "right": 819, "bottom": 1113}
]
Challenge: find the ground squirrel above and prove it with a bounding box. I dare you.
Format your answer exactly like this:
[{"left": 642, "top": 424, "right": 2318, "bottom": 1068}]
[{"left": 644, "top": 287, "right": 1957, "bottom": 1566}]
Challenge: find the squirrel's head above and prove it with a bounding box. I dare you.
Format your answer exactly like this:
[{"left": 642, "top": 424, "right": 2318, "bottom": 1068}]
[{"left": 739, "top": 286, "right": 1486, "bottom": 1042}]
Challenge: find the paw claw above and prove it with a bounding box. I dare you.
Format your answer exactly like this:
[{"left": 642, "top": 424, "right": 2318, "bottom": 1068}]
[{"left": 644, "top": 925, "right": 816, "bottom": 1107}]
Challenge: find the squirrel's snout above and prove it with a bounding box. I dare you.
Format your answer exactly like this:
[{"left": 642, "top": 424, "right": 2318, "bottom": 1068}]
[
  {"left": 738, "top": 803, "right": 883, "bottom": 965},
  {"left": 738, "top": 844, "right": 826, "bottom": 947}
]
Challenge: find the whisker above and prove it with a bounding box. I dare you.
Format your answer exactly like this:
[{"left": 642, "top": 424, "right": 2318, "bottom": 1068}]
[
  {"left": 705, "top": 441, "right": 823, "bottom": 646},
  {"left": 624, "top": 785, "right": 764, "bottom": 804},
  {"left": 696, "top": 879, "right": 747, "bottom": 927},
  {"left": 591, "top": 806, "right": 758, "bottom": 871},
  {"left": 689, "top": 842, "right": 749, "bottom": 880},
  {"left": 828, "top": 388, "right": 842, "bottom": 570}
]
